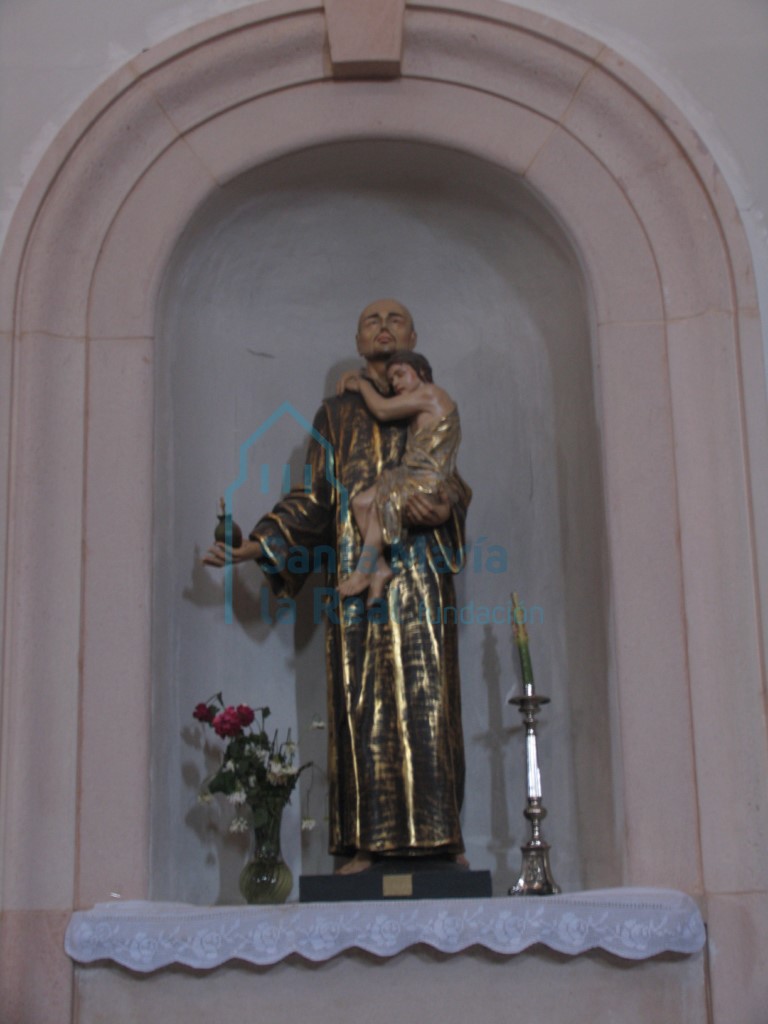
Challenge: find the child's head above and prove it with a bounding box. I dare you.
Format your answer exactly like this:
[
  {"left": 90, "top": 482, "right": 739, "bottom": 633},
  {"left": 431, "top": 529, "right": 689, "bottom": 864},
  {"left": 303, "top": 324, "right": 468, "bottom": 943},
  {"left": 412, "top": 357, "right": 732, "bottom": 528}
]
[{"left": 385, "top": 350, "right": 434, "bottom": 385}]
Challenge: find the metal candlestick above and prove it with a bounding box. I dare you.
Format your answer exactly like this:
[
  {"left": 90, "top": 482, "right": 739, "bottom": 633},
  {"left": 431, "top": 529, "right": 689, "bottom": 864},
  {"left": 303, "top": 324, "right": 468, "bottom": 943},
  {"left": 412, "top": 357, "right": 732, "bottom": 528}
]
[{"left": 508, "top": 594, "right": 560, "bottom": 896}]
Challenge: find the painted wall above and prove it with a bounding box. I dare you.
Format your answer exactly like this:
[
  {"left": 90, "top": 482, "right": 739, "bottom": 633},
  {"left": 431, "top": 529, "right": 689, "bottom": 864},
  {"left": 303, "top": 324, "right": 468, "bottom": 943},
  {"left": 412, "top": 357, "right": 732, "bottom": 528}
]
[
  {"left": 1, "top": 0, "right": 765, "bottom": 897},
  {"left": 0, "top": 0, "right": 764, "bottom": 855},
  {"left": 1, "top": 5, "right": 764, "bottom": 1020},
  {"left": 1, "top": 3, "right": 766, "bottom": 754},
  {"left": 1, "top": 0, "right": 767, "bottom": 346}
]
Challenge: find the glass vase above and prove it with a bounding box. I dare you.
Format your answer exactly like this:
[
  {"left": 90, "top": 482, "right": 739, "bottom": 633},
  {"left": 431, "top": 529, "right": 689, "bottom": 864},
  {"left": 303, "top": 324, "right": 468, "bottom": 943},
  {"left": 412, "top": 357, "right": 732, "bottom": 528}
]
[{"left": 239, "top": 805, "right": 293, "bottom": 904}]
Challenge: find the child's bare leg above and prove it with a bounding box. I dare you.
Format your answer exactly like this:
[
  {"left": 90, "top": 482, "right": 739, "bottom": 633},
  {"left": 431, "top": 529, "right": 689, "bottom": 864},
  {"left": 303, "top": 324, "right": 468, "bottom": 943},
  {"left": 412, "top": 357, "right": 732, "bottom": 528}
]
[
  {"left": 368, "top": 554, "right": 393, "bottom": 604},
  {"left": 339, "top": 491, "right": 392, "bottom": 600},
  {"left": 349, "top": 485, "right": 376, "bottom": 540},
  {"left": 339, "top": 488, "right": 376, "bottom": 596},
  {"left": 361, "top": 505, "right": 393, "bottom": 600}
]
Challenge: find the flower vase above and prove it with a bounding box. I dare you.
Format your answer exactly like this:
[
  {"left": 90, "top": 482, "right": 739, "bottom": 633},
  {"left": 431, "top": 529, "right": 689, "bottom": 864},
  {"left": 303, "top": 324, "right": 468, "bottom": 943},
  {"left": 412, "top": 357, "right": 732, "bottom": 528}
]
[{"left": 239, "top": 806, "right": 293, "bottom": 904}]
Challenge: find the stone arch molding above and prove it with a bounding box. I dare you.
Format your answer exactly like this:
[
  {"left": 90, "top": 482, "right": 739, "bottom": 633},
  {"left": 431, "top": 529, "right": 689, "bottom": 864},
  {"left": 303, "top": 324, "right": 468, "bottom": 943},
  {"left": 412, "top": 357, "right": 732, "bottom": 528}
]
[{"left": 2, "top": 0, "right": 766, "bottom": 924}]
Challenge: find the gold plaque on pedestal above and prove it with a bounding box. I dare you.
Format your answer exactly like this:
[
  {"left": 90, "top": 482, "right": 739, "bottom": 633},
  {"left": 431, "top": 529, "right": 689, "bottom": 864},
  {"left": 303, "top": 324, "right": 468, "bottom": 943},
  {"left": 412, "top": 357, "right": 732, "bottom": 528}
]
[{"left": 382, "top": 874, "right": 413, "bottom": 898}]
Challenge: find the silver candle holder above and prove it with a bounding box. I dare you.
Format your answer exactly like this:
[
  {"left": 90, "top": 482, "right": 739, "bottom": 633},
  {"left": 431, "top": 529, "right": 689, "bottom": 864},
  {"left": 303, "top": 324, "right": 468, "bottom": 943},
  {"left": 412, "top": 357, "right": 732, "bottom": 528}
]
[{"left": 508, "top": 594, "right": 560, "bottom": 897}]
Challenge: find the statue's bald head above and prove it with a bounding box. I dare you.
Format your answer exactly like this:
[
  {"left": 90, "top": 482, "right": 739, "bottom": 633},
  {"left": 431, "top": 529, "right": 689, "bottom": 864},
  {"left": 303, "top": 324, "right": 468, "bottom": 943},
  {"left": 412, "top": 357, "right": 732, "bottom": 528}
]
[{"left": 355, "top": 299, "right": 417, "bottom": 363}]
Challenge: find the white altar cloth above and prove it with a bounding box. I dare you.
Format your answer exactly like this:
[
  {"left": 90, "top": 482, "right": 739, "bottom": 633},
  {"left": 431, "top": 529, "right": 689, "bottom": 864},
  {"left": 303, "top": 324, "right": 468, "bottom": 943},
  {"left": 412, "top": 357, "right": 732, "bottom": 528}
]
[{"left": 64, "top": 888, "right": 705, "bottom": 972}]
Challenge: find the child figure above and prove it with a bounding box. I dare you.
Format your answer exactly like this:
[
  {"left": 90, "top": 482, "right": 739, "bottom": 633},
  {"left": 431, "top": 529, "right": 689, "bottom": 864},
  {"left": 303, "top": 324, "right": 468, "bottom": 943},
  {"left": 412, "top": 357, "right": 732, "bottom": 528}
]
[{"left": 337, "top": 350, "right": 461, "bottom": 603}]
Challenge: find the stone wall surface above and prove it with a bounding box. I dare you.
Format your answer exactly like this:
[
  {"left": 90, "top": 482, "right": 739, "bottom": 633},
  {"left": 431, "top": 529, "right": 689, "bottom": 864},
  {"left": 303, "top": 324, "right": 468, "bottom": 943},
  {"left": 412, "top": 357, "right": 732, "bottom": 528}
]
[{"left": 0, "top": 3, "right": 766, "bottom": 1022}]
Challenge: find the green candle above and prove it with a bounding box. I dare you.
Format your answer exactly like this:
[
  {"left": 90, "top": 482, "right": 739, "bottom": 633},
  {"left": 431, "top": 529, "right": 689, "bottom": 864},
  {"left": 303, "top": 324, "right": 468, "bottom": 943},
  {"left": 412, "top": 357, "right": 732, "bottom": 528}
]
[{"left": 512, "top": 592, "right": 535, "bottom": 689}]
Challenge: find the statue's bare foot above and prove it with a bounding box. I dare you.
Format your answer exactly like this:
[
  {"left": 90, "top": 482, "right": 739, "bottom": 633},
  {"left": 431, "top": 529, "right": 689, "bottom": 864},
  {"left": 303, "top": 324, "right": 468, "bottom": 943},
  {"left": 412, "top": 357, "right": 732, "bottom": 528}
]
[
  {"left": 367, "top": 562, "right": 393, "bottom": 606},
  {"left": 338, "top": 570, "right": 371, "bottom": 598},
  {"left": 452, "top": 852, "right": 470, "bottom": 868},
  {"left": 335, "top": 852, "right": 374, "bottom": 875}
]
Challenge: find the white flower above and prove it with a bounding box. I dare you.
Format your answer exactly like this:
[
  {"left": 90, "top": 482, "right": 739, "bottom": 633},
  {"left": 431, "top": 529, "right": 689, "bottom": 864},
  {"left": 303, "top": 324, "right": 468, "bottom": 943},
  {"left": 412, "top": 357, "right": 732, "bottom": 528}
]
[
  {"left": 301, "top": 817, "right": 317, "bottom": 832},
  {"left": 284, "top": 741, "right": 297, "bottom": 757},
  {"left": 269, "top": 759, "right": 299, "bottom": 781},
  {"left": 229, "top": 816, "right": 250, "bottom": 834},
  {"left": 224, "top": 760, "right": 236, "bottom": 772},
  {"left": 310, "top": 715, "right": 326, "bottom": 730},
  {"left": 226, "top": 790, "right": 247, "bottom": 805}
]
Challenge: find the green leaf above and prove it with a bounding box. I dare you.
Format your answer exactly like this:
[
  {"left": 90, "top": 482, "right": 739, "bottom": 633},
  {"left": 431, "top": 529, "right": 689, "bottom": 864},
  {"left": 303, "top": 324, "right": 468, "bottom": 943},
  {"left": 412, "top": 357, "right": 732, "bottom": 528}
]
[{"left": 208, "top": 771, "right": 236, "bottom": 796}]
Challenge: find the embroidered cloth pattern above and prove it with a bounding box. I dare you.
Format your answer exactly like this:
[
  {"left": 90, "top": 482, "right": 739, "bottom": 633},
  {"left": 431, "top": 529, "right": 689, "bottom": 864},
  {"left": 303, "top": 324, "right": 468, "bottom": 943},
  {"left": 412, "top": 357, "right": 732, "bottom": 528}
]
[{"left": 65, "top": 888, "right": 705, "bottom": 972}]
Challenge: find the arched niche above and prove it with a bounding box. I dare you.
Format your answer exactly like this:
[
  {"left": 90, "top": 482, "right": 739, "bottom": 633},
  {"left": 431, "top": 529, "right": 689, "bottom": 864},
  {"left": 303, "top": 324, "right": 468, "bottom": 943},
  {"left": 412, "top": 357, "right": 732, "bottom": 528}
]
[
  {"left": 1, "top": 6, "right": 765, "bottom": 996},
  {"left": 154, "top": 139, "right": 610, "bottom": 899}
]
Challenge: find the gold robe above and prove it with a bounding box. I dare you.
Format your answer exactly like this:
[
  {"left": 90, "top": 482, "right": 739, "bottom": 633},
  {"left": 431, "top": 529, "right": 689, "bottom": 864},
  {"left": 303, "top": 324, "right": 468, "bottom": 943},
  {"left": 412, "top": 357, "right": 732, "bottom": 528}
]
[{"left": 251, "top": 390, "right": 470, "bottom": 857}]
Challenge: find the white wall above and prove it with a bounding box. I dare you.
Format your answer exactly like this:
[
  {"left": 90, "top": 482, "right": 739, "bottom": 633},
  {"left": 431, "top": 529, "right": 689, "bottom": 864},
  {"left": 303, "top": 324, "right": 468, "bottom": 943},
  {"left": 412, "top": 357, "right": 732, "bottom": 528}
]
[
  {"left": 2, "top": 0, "right": 767, "bottom": 352},
  {"left": 1, "top": 0, "right": 766, "bottom": 896}
]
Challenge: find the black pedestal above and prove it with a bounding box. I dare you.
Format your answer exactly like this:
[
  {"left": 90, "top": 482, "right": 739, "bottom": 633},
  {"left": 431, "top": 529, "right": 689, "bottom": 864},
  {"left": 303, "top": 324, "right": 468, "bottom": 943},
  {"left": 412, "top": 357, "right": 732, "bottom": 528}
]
[{"left": 299, "top": 857, "right": 492, "bottom": 902}]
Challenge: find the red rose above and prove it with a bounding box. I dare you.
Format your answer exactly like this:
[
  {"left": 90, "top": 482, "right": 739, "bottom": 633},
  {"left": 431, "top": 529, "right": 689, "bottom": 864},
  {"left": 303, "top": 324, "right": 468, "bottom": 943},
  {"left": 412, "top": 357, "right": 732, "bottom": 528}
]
[
  {"left": 193, "top": 703, "right": 215, "bottom": 724},
  {"left": 237, "top": 704, "right": 255, "bottom": 727},
  {"left": 213, "top": 706, "right": 243, "bottom": 738}
]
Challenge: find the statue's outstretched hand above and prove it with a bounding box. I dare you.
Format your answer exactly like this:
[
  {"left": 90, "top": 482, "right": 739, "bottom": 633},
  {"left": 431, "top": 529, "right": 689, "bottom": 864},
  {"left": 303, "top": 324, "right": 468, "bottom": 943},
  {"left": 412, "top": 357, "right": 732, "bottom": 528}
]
[
  {"left": 202, "top": 538, "right": 262, "bottom": 567},
  {"left": 405, "top": 487, "right": 451, "bottom": 528}
]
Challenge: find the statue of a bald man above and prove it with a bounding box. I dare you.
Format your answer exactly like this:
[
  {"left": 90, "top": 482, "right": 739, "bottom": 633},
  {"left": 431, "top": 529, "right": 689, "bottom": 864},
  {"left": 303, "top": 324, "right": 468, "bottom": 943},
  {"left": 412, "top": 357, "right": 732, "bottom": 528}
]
[{"left": 206, "top": 300, "right": 470, "bottom": 874}]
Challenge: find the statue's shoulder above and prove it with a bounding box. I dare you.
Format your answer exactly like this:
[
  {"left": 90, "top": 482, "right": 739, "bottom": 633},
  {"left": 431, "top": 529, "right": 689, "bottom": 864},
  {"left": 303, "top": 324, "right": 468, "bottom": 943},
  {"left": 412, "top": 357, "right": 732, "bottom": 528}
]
[
  {"left": 311, "top": 392, "right": 365, "bottom": 445},
  {"left": 322, "top": 391, "right": 362, "bottom": 419}
]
